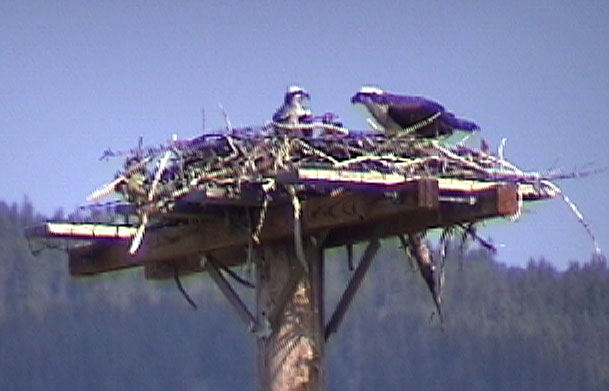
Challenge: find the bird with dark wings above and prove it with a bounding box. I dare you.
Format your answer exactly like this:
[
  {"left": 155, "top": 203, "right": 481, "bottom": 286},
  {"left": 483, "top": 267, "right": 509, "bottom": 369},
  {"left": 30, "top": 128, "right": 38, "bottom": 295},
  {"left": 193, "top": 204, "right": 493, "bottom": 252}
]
[{"left": 351, "top": 86, "right": 480, "bottom": 138}]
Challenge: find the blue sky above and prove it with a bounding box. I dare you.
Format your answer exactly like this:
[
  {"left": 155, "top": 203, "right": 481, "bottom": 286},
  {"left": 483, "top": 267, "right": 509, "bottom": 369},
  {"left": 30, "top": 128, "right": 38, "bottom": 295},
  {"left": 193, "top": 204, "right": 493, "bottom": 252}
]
[{"left": 1, "top": 1, "right": 608, "bottom": 269}]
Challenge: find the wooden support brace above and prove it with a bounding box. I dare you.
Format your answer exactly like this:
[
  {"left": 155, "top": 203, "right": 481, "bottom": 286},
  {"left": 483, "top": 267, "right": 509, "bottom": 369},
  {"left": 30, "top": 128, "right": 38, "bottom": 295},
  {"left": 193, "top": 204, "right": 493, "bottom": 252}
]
[
  {"left": 324, "top": 238, "right": 380, "bottom": 341},
  {"left": 206, "top": 256, "right": 257, "bottom": 332}
]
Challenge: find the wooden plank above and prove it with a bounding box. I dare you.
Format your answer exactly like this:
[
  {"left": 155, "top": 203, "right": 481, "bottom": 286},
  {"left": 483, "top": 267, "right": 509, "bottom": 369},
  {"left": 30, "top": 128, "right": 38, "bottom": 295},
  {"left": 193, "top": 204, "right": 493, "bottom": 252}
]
[
  {"left": 70, "top": 239, "right": 248, "bottom": 277},
  {"left": 26, "top": 222, "right": 136, "bottom": 240},
  {"left": 277, "top": 168, "right": 413, "bottom": 187},
  {"left": 66, "top": 180, "right": 516, "bottom": 276},
  {"left": 143, "top": 256, "right": 204, "bottom": 280},
  {"left": 323, "top": 182, "right": 518, "bottom": 247},
  {"left": 68, "top": 179, "right": 438, "bottom": 275},
  {"left": 296, "top": 177, "right": 438, "bottom": 232},
  {"left": 439, "top": 182, "right": 518, "bottom": 223},
  {"left": 69, "top": 242, "right": 136, "bottom": 276},
  {"left": 175, "top": 187, "right": 264, "bottom": 207},
  {"left": 143, "top": 247, "right": 249, "bottom": 280},
  {"left": 277, "top": 169, "right": 558, "bottom": 201}
]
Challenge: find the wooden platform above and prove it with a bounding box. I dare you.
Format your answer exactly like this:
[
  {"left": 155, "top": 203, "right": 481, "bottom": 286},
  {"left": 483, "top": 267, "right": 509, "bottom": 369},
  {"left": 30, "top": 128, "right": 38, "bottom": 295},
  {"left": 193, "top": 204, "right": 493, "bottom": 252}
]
[{"left": 23, "top": 176, "right": 543, "bottom": 279}]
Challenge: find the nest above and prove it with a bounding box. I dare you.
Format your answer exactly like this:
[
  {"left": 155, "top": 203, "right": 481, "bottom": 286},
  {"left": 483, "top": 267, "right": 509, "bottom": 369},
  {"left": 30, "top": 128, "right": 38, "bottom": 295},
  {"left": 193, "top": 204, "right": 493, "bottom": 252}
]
[
  {"left": 90, "top": 125, "right": 561, "bottom": 211},
  {"left": 83, "top": 122, "right": 603, "bottom": 257}
]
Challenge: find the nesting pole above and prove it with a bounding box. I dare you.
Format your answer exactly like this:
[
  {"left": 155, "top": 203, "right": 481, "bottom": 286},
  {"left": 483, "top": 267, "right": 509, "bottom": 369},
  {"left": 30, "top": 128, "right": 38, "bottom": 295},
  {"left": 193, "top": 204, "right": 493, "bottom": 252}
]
[
  {"left": 256, "top": 243, "right": 324, "bottom": 391},
  {"left": 24, "top": 128, "right": 562, "bottom": 391}
]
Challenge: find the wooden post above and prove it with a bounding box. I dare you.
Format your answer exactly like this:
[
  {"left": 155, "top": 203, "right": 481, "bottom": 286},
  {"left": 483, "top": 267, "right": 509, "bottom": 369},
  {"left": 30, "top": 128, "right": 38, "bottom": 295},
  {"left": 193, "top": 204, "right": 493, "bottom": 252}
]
[{"left": 256, "top": 242, "right": 324, "bottom": 391}]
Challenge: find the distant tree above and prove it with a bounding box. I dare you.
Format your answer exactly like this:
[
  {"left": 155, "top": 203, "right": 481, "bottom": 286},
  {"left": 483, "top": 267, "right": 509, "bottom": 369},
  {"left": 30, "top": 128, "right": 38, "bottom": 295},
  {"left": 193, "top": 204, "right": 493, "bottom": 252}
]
[{"left": 1, "top": 200, "right": 609, "bottom": 391}]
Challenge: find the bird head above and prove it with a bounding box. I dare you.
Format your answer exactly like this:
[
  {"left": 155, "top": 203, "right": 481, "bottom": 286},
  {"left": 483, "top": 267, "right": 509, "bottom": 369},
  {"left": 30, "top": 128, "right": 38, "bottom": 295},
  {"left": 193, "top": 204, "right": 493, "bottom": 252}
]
[
  {"left": 350, "top": 86, "right": 385, "bottom": 104},
  {"left": 285, "top": 85, "right": 310, "bottom": 105}
]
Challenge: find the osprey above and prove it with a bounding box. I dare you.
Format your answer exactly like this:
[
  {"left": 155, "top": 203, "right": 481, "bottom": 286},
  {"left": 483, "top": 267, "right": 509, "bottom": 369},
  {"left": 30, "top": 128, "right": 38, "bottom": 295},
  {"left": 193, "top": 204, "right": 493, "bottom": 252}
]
[
  {"left": 351, "top": 86, "right": 480, "bottom": 137},
  {"left": 272, "top": 85, "right": 312, "bottom": 124}
]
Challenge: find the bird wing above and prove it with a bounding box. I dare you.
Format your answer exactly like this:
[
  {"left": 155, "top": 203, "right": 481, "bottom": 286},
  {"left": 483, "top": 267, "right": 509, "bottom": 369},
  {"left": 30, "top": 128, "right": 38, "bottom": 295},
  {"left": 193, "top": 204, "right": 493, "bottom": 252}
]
[
  {"left": 386, "top": 95, "right": 480, "bottom": 135},
  {"left": 272, "top": 104, "right": 290, "bottom": 122},
  {"left": 440, "top": 112, "right": 480, "bottom": 132},
  {"left": 377, "top": 93, "right": 446, "bottom": 134},
  {"left": 386, "top": 101, "right": 442, "bottom": 130}
]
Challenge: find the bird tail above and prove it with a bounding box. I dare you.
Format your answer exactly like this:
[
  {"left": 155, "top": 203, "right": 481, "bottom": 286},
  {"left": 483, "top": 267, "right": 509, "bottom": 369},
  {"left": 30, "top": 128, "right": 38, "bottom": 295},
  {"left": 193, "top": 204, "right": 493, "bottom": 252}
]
[{"left": 443, "top": 112, "right": 480, "bottom": 132}]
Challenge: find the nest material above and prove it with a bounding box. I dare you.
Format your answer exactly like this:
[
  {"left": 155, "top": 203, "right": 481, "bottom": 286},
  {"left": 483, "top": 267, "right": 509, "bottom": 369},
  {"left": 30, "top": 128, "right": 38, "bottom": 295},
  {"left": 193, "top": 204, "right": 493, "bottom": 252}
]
[{"left": 91, "top": 127, "right": 563, "bottom": 217}]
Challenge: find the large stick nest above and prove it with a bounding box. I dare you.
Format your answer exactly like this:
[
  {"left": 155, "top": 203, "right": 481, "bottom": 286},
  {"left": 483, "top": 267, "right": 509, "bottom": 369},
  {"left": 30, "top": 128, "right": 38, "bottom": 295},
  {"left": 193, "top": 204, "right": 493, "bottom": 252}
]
[{"left": 92, "top": 126, "right": 564, "bottom": 213}]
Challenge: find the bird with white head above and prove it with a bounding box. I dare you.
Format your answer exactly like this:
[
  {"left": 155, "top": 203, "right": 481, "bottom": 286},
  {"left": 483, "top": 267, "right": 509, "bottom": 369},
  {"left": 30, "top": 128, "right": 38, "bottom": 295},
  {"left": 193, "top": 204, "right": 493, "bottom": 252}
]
[{"left": 351, "top": 86, "right": 480, "bottom": 138}]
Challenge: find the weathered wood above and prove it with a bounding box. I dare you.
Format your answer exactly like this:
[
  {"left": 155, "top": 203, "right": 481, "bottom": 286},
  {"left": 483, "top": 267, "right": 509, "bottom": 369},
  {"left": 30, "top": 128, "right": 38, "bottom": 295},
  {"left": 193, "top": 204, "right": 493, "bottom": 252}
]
[
  {"left": 24, "top": 222, "right": 136, "bottom": 240},
  {"left": 207, "top": 255, "right": 257, "bottom": 332},
  {"left": 143, "top": 247, "right": 248, "bottom": 280},
  {"left": 276, "top": 167, "right": 412, "bottom": 187},
  {"left": 324, "top": 239, "right": 380, "bottom": 340},
  {"left": 66, "top": 180, "right": 516, "bottom": 277},
  {"left": 323, "top": 182, "right": 518, "bottom": 247},
  {"left": 70, "top": 242, "right": 247, "bottom": 277},
  {"left": 267, "top": 261, "right": 305, "bottom": 330},
  {"left": 311, "top": 243, "right": 325, "bottom": 348},
  {"left": 68, "top": 242, "right": 136, "bottom": 275},
  {"left": 299, "top": 178, "right": 437, "bottom": 231},
  {"left": 68, "top": 178, "right": 439, "bottom": 276},
  {"left": 144, "top": 256, "right": 203, "bottom": 280},
  {"left": 256, "top": 243, "right": 324, "bottom": 391},
  {"left": 141, "top": 178, "right": 436, "bottom": 262}
]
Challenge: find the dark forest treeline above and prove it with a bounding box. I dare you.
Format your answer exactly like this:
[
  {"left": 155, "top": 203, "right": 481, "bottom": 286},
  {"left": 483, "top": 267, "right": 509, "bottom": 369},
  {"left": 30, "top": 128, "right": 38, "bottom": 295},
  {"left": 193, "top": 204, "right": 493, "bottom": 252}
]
[{"left": 0, "top": 199, "right": 608, "bottom": 391}]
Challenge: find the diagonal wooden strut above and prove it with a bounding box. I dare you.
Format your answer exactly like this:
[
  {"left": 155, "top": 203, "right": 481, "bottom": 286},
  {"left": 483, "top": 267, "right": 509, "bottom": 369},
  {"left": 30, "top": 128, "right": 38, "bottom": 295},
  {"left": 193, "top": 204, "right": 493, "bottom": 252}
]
[
  {"left": 206, "top": 255, "right": 257, "bottom": 332},
  {"left": 324, "top": 239, "right": 381, "bottom": 341}
]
